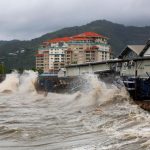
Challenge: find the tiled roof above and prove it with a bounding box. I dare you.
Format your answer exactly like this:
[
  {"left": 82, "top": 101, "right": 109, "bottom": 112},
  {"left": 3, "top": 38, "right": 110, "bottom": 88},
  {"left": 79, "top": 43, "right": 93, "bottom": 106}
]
[
  {"left": 44, "top": 32, "right": 107, "bottom": 44},
  {"left": 73, "top": 32, "right": 107, "bottom": 38},
  {"left": 36, "top": 54, "right": 44, "bottom": 57},
  {"left": 47, "top": 37, "right": 71, "bottom": 43},
  {"left": 71, "top": 37, "right": 89, "bottom": 41}
]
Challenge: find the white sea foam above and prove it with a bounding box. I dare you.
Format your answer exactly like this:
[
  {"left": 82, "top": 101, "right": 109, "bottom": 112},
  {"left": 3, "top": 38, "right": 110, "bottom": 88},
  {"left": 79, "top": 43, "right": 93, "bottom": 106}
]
[
  {"left": 0, "top": 72, "right": 149, "bottom": 150},
  {"left": 0, "top": 71, "right": 19, "bottom": 92},
  {"left": 0, "top": 70, "right": 38, "bottom": 93}
]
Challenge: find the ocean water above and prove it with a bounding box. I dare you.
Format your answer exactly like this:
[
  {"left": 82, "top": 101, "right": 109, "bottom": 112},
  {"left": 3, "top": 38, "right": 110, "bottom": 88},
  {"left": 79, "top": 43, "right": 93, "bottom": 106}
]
[{"left": 0, "top": 71, "right": 150, "bottom": 150}]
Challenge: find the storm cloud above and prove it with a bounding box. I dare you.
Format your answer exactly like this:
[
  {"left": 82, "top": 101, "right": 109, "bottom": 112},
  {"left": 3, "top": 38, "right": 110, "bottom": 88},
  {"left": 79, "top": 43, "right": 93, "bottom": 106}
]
[{"left": 0, "top": 0, "right": 150, "bottom": 40}]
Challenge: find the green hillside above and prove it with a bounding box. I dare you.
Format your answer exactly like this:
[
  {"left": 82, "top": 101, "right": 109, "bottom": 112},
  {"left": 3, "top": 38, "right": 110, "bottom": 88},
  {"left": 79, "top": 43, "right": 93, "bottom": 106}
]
[{"left": 0, "top": 20, "right": 150, "bottom": 71}]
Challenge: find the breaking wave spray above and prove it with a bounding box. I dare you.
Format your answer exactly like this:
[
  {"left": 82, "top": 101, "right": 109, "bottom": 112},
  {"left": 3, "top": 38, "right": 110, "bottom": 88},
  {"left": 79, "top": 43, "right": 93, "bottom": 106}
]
[
  {"left": 0, "top": 70, "right": 38, "bottom": 93},
  {"left": 0, "top": 72, "right": 150, "bottom": 150}
]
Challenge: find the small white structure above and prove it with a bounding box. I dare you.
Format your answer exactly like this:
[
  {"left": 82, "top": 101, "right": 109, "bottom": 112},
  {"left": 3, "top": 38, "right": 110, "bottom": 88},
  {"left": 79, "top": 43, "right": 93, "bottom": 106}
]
[{"left": 119, "top": 40, "right": 150, "bottom": 77}]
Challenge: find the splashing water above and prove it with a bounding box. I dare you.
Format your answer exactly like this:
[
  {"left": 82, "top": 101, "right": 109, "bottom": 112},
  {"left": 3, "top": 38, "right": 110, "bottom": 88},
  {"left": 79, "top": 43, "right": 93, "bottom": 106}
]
[
  {"left": 18, "top": 70, "right": 38, "bottom": 93},
  {"left": 0, "top": 70, "right": 38, "bottom": 93},
  {"left": 0, "top": 72, "right": 150, "bottom": 150},
  {"left": 0, "top": 71, "right": 19, "bottom": 93}
]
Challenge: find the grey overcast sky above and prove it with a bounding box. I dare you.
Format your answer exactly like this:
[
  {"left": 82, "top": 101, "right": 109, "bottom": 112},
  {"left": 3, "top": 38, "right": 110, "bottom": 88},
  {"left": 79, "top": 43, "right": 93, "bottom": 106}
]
[{"left": 0, "top": 0, "right": 150, "bottom": 40}]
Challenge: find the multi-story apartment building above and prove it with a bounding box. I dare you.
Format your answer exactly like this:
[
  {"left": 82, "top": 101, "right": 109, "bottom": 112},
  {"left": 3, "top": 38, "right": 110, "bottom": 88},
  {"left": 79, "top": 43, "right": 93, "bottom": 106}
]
[
  {"left": 36, "top": 37, "right": 70, "bottom": 73},
  {"left": 48, "top": 37, "right": 70, "bottom": 73},
  {"left": 36, "top": 53, "right": 44, "bottom": 71},
  {"left": 36, "top": 32, "right": 111, "bottom": 73},
  {"left": 65, "top": 32, "right": 111, "bottom": 65},
  {"left": 36, "top": 43, "right": 49, "bottom": 72}
]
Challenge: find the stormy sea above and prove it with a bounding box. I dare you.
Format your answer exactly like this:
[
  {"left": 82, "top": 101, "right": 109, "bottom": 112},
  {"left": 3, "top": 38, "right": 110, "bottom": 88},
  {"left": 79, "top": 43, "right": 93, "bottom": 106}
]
[{"left": 0, "top": 70, "right": 150, "bottom": 150}]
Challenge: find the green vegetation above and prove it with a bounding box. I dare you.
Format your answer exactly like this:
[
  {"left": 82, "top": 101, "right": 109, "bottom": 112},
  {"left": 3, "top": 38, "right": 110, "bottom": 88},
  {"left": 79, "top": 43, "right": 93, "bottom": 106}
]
[
  {"left": 0, "top": 20, "right": 150, "bottom": 70},
  {"left": 0, "top": 63, "right": 5, "bottom": 74}
]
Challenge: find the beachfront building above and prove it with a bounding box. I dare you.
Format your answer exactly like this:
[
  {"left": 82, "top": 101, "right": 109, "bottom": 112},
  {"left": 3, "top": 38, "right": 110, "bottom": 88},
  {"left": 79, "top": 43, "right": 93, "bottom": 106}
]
[
  {"left": 47, "top": 37, "right": 70, "bottom": 73},
  {"left": 35, "top": 53, "right": 44, "bottom": 71},
  {"left": 65, "top": 32, "right": 111, "bottom": 65},
  {"left": 36, "top": 37, "right": 70, "bottom": 73},
  {"left": 36, "top": 32, "right": 111, "bottom": 73},
  {"left": 36, "top": 43, "right": 49, "bottom": 73}
]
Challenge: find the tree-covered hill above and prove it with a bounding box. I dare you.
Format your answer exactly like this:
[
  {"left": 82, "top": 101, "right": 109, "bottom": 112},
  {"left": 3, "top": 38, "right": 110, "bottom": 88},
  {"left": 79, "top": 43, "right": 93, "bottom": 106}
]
[{"left": 0, "top": 20, "right": 150, "bottom": 70}]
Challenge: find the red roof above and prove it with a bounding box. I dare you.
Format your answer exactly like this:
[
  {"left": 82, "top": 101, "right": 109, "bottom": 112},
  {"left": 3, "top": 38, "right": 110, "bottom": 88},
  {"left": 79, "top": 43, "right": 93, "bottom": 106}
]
[
  {"left": 36, "top": 54, "right": 44, "bottom": 57},
  {"left": 74, "top": 32, "right": 107, "bottom": 38},
  {"left": 71, "top": 37, "right": 89, "bottom": 41},
  {"left": 42, "top": 31, "right": 108, "bottom": 45},
  {"left": 47, "top": 37, "right": 71, "bottom": 43}
]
